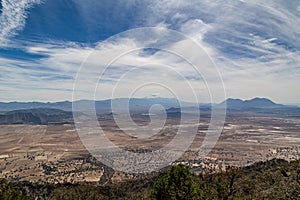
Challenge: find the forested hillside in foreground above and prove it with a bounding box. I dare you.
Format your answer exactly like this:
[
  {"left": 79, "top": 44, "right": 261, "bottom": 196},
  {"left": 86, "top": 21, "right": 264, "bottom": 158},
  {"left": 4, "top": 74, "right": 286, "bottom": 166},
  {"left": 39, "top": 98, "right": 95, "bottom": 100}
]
[{"left": 1, "top": 158, "right": 299, "bottom": 200}]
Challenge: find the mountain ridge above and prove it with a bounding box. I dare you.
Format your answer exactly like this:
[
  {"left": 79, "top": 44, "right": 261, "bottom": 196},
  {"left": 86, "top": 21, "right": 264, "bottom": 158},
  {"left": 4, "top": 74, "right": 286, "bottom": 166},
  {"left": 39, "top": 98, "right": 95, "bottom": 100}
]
[
  {"left": 0, "top": 97, "right": 299, "bottom": 125},
  {"left": 0, "top": 108, "right": 73, "bottom": 125},
  {"left": 0, "top": 97, "right": 295, "bottom": 113},
  {"left": 0, "top": 98, "right": 196, "bottom": 112},
  {"left": 220, "top": 97, "right": 287, "bottom": 110}
]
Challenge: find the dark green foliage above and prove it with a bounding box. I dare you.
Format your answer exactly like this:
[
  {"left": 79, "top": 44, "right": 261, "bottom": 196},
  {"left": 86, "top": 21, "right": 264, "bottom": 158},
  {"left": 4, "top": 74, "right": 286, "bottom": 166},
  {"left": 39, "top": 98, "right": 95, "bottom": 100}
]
[
  {"left": 150, "top": 164, "right": 201, "bottom": 200},
  {"left": 197, "top": 159, "right": 300, "bottom": 199},
  {"left": 151, "top": 159, "right": 300, "bottom": 200},
  {"left": 232, "top": 159, "right": 300, "bottom": 199},
  {"left": 14, "top": 176, "right": 155, "bottom": 200},
  {"left": 0, "top": 179, "right": 33, "bottom": 200},
  {"left": 2, "top": 158, "right": 300, "bottom": 200}
]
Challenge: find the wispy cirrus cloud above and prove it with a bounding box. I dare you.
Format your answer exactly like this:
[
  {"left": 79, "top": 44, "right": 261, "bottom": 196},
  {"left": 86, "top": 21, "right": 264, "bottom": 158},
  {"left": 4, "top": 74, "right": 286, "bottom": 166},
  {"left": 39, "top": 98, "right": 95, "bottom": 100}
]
[
  {"left": 0, "top": 0, "right": 42, "bottom": 47},
  {"left": 0, "top": 0, "right": 300, "bottom": 103}
]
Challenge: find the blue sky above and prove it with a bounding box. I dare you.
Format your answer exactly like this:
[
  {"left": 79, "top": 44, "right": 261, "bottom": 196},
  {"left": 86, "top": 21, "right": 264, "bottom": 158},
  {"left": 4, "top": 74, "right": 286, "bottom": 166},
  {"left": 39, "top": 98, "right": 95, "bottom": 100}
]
[{"left": 0, "top": 0, "right": 300, "bottom": 103}]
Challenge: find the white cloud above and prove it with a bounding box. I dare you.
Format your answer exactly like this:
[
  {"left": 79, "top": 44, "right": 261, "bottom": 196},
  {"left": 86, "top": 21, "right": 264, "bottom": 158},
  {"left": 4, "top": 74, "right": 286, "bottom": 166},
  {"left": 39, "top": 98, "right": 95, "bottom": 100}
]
[
  {"left": 0, "top": 0, "right": 42, "bottom": 46},
  {"left": 0, "top": 0, "right": 299, "bottom": 103}
]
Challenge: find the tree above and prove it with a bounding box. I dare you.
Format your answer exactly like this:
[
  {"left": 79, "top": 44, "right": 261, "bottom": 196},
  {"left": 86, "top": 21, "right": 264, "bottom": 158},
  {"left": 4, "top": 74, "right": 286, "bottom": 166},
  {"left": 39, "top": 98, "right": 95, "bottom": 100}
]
[{"left": 150, "top": 164, "right": 201, "bottom": 200}]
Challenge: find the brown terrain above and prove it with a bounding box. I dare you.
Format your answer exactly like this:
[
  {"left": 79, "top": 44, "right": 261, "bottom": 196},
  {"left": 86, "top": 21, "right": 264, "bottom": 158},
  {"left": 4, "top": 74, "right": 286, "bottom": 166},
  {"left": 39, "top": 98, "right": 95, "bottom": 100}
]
[{"left": 0, "top": 109, "right": 299, "bottom": 184}]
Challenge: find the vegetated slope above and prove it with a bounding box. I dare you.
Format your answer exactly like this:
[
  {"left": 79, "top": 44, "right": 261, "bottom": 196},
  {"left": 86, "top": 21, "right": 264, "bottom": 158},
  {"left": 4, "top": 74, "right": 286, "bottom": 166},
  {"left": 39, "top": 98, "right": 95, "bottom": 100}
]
[
  {"left": 0, "top": 179, "right": 33, "bottom": 200},
  {"left": 0, "top": 112, "right": 44, "bottom": 125},
  {"left": 197, "top": 158, "right": 300, "bottom": 200},
  {"left": 3, "top": 158, "right": 299, "bottom": 200},
  {"left": 0, "top": 108, "right": 73, "bottom": 125}
]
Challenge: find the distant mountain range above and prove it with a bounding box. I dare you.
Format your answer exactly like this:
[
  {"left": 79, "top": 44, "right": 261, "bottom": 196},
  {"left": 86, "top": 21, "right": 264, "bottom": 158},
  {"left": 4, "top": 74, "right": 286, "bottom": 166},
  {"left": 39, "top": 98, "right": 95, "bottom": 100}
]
[
  {"left": 0, "top": 97, "right": 295, "bottom": 112},
  {"left": 0, "top": 101, "right": 72, "bottom": 112},
  {"left": 0, "top": 98, "right": 191, "bottom": 125},
  {"left": 0, "top": 98, "right": 196, "bottom": 112},
  {"left": 0, "top": 97, "right": 298, "bottom": 125}
]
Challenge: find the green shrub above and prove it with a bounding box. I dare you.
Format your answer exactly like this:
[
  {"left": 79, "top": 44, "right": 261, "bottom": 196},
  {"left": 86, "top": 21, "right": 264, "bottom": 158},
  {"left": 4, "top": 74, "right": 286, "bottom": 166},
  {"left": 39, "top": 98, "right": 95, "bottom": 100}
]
[
  {"left": 150, "top": 164, "right": 201, "bottom": 200},
  {"left": 0, "top": 179, "right": 33, "bottom": 200}
]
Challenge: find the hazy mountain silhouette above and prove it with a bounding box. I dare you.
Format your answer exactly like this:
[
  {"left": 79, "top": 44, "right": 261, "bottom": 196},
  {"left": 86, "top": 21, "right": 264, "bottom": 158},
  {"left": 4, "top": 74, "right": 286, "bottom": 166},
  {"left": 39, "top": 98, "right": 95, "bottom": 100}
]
[
  {"left": 0, "top": 98, "right": 195, "bottom": 112},
  {"left": 220, "top": 97, "right": 286, "bottom": 110},
  {"left": 0, "top": 98, "right": 297, "bottom": 125}
]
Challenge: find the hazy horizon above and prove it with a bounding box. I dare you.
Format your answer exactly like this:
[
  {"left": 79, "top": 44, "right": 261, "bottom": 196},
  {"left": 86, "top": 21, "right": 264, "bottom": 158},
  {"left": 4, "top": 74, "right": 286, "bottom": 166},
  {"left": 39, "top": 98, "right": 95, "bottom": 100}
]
[{"left": 0, "top": 96, "right": 298, "bottom": 105}]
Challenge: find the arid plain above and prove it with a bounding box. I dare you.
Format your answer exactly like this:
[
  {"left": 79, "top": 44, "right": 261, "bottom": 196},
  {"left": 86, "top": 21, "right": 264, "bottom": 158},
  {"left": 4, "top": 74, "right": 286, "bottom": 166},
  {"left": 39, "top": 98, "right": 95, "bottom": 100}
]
[{"left": 0, "top": 109, "right": 299, "bottom": 184}]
